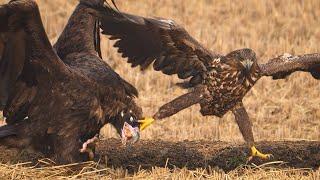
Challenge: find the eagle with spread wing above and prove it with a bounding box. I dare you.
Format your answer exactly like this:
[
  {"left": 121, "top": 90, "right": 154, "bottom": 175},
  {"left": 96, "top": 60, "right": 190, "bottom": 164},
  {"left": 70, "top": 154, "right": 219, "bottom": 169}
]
[
  {"left": 86, "top": 2, "right": 320, "bottom": 160},
  {"left": 0, "top": 0, "right": 152, "bottom": 163},
  {"left": 53, "top": 0, "right": 153, "bottom": 145}
]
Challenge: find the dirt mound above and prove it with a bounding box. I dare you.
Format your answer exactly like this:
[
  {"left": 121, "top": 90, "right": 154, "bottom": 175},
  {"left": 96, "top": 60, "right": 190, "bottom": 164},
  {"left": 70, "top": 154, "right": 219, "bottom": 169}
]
[
  {"left": 97, "top": 139, "right": 320, "bottom": 172},
  {"left": 0, "top": 139, "right": 319, "bottom": 172}
]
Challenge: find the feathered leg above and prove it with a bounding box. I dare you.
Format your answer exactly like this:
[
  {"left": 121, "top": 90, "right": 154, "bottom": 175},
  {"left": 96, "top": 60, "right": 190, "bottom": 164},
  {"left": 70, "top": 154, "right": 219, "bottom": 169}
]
[
  {"left": 153, "top": 86, "right": 207, "bottom": 120},
  {"left": 232, "top": 102, "right": 272, "bottom": 161},
  {"left": 139, "top": 86, "right": 207, "bottom": 131}
]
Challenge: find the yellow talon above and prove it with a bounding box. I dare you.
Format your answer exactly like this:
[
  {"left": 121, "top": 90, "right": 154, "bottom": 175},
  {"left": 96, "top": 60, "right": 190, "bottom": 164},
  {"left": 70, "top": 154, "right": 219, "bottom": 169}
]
[
  {"left": 249, "top": 146, "right": 273, "bottom": 161},
  {"left": 138, "top": 117, "right": 155, "bottom": 131}
]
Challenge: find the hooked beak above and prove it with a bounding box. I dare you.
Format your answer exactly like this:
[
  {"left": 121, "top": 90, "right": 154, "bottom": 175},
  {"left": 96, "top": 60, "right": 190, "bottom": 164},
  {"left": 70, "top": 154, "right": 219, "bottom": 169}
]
[
  {"left": 138, "top": 117, "right": 155, "bottom": 131},
  {"left": 121, "top": 122, "right": 140, "bottom": 146},
  {"left": 240, "top": 59, "right": 254, "bottom": 76},
  {"left": 241, "top": 59, "right": 254, "bottom": 70}
]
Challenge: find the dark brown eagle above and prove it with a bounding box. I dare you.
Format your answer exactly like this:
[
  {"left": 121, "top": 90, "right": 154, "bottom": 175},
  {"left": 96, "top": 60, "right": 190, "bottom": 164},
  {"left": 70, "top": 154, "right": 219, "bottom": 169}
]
[
  {"left": 0, "top": 0, "right": 152, "bottom": 163},
  {"left": 87, "top": 2, "right": 320, "bottom": 160}
]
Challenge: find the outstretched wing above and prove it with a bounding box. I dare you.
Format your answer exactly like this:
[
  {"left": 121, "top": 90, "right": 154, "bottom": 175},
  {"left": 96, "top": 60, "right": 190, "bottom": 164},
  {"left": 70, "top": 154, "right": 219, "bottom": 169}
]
[
  {"left": 0, "top": 0, "right": 68, "bottom": 122},
  {"left": 88, "top": 3, "right": 220, "bottom": 85},
  {"left": 259, "top": 53, "right": 320, "bottom": 79},
  {"left": 54, "top": 0, "right": 138, "bottom": 98}
]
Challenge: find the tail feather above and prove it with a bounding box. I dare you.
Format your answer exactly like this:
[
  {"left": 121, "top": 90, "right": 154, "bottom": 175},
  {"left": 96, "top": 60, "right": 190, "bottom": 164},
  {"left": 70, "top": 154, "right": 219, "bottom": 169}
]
[{"left": 0, "top": 124, "right": 17, "bottom": 138}]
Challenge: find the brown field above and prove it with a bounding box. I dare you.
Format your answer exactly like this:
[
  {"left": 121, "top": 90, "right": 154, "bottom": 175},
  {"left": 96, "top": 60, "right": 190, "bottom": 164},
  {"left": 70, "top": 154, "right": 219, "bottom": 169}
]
[{"left": 0, "top": 0, "right": 320, "bottom": 179}]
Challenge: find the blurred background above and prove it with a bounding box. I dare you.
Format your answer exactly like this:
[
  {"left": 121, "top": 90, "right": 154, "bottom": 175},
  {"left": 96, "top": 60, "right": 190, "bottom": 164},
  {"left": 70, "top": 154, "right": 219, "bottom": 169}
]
[{"left": 1, "top": 0, "right": 320, "bottom": 143}]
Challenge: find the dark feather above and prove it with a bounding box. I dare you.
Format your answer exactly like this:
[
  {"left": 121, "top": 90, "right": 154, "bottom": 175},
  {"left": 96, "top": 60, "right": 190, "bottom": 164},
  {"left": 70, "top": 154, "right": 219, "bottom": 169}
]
[
  {"left": 0, "top": 124, "right": 17, "bottom": 138},
  {"left": 94, "top": 20, "right": 102, "bottom": 58},
  {"left": 310, "top": 65, "right": 320, "bottom": 79}
]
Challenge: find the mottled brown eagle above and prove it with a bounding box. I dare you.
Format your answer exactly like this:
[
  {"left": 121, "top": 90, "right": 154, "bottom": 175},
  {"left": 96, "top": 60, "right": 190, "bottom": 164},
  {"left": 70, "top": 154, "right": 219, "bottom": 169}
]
[
  {"left": 0, "top": 0, "right": 152, "bottom": 163},
  {"left": 87, "top": 2, "right": 320, "bottom": 160}
]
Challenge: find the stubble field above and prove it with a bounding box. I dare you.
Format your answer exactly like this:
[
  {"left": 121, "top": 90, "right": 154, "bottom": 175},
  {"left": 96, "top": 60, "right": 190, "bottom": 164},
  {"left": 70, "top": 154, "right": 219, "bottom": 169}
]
[{"left": 0, "top": 0, "right": 320, "bottom": 179}]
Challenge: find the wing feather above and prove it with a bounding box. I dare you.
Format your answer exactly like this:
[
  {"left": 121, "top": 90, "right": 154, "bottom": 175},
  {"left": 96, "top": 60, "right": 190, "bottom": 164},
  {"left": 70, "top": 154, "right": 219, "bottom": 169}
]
[
  {"left": 88, "top": 3, "right": 220, "bottom": 86},
  {"left": 0, "top": 0, "right": 69, "bottom": 118},
  {"left": 0, "top": 29, "right": 27, "bottom": 109}
]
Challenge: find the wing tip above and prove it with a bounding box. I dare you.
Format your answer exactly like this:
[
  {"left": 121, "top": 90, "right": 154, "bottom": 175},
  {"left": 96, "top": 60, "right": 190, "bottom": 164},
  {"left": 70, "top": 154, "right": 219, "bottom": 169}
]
[{"left": 310, "top": 66, "right": 320, "bottom": 79}]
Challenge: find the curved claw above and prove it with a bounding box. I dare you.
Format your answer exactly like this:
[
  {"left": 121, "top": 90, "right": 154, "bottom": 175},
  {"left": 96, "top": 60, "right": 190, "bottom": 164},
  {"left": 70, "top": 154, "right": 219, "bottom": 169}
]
[
  {"left": 138, "top": 117, "right": 155, "bottom": 131},
  {"left": 247, "top": 146, "right": 273, "bottom": 162}
]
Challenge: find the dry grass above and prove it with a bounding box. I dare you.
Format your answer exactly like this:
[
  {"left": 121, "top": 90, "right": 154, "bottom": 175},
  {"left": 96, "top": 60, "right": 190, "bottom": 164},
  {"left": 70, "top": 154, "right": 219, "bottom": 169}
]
[
  {"left": 0, "top": 160, "right": 319, "bottom": 179},
  {"left": 0, "top": 0, "right": 320, "bottom": 179}
]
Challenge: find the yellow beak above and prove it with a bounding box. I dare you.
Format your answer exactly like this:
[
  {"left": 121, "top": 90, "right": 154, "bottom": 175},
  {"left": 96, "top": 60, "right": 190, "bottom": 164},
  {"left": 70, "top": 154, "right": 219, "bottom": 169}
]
[{"left": 138, "top": 117, "right": 155, "bottom": 131}]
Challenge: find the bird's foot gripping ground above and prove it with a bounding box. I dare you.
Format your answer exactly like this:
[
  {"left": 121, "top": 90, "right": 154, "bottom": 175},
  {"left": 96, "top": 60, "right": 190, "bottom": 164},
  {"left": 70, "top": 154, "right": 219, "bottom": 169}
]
[{"left": 247, "top": 146, "right": 273, "bottom": 162}]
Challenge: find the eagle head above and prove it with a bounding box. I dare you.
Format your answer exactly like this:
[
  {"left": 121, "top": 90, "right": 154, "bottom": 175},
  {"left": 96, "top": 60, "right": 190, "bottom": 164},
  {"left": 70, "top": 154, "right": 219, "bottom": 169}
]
[
  {"left": 109, "top": 107, "right": 154, "bottom": 146},
  {"left": 226, "top": 48, "right": 257, "bottom": 69},
  {"left": 226, "top": 48, "right": 261, "bottom": 84}
]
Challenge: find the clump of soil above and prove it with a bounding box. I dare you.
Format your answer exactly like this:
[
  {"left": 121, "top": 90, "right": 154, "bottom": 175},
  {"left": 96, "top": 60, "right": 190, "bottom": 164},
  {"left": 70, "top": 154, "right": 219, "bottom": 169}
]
[
  {"left": 97, "top": 139, "right": 320, "bottom": 172},
  {"left": 0, "top": 139, "right": 319, "bottom": 172}
]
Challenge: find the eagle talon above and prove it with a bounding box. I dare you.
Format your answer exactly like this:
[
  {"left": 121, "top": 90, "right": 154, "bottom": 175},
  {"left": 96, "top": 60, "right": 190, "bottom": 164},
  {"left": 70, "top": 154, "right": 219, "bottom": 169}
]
[
  {"left": 247, "top": 146, "right": 273, "bottom": 162},
  {"left": 138, "top": 117, "right": 155, "bottom": 131}
]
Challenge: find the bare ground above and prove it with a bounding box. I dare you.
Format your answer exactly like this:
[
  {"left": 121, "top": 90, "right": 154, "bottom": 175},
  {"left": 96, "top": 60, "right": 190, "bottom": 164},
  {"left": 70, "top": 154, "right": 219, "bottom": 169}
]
[
  {"left": 97, "top": 139, "right": 320, "bottom": 172},
  {"left": 0, "top": 139, "right": 319, "bottom": 173}
]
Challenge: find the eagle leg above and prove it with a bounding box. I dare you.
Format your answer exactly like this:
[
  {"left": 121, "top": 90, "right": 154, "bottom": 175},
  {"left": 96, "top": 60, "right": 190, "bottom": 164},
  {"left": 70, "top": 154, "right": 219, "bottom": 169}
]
[
  {"left": 79, "top": 135, "right": 99, "bottom": 160},
  {"left": 232, "top": 102, "right": 273, "bottom": 161},
  {"left": 153, "top": 86, "right": 207, "bottom": 120}
]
